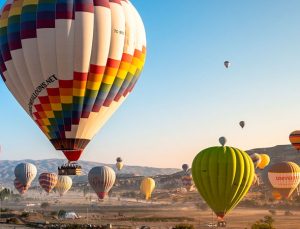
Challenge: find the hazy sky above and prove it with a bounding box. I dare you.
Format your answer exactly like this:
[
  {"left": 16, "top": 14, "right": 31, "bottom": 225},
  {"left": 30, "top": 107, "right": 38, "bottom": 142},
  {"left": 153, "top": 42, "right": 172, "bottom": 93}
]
[{"left": 1, "top": 0, "right": 300, "bottom": 168}]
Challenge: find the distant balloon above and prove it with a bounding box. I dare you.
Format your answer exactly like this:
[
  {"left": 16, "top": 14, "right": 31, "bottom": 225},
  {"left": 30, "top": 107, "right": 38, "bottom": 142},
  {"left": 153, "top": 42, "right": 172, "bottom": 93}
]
[
  {"left": 219, "top": 137, "right": 227, "bottom": 146},
  {"left": 116, "top": 157, "right": 123, "bottom": 163},
  {"left": 250, "top": 153, "right": 262, "bottom": 169},
  {"left": 289, "top": 131, "right": 300, "bottom": 151},
  {"left": 39, "top": 173, "right": 58, "bottom": 194},
  {"left": 239, "top": 121, "right": 245, "bottom": 129},
  {"left": 192, "top": 146, "right": 254, "bottom": 219},
  {"left": 88, "top": 166, "right": 116, "bottom": 199},
  {"left": 258, "top": 154, "right": 270, "bottom": 170},
  {"left": 182, "top": 174, "right": 194, "bottom": 191},
  {"left": 14, "top": 178, "right": 29, "bottom": 195},
  {"left": 272, "top": 190, "right": 282, "bottom": 200},
  {"left": 14, "top": 163, "right": 37, "bottom": 188},
  {"left": 56, "top": 176, "right": 72, "bottom": 196},
  {"left": 182, "top": 164, "right": 189, "bottom": 172},
  {"left": 140, "top": 177, "right": 155, "bottom": 200},
  {"left": 224, "top": 61, "right": 231, "bottom": 68},
  {"left": 268, "top": 162, "right": 300, "bottom": 199}
]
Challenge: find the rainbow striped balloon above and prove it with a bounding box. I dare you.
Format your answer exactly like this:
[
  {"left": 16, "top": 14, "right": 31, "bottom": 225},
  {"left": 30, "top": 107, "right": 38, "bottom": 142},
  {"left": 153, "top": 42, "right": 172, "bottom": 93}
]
[
  {"left": 39, "top": 172, "right": 58, "bottom": 193},
  {"left": 0, "top": 0, "right": 146, "bottom": 161}
]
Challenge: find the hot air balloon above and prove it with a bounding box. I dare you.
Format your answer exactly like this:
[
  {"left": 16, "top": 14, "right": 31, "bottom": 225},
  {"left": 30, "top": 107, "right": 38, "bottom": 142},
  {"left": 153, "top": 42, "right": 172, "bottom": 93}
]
[
  {"left": 272, "top": 190, "right": 282, "bottom": 200},
  {"left": 224, "top": 61, "right": 231, "bottom": 68},
  {"left": 250, "top": 153, "right": 262, "bottom": 169},
  {"left": 192, "top": 146, "right": 254, "bottom": 220},
  {"left": 289, "top": 131, "right": 300, "bottom": 151},
  {"left": 14, "top": 163, "right": 37, "bottom": 188},
  {"left": 181, "top": 174, "right": 194, "bottom": 191},
  {"left": 258, "top": 154, "right": 270, "bottom": 170},
  {"left": 268, "top": 162, "right": 300, "bottom": 200},
  {"left": 140, "top": 177, "right": 155, "bottom": 200},
  {"left": 88, "top": 166, "right": 116, "bottom": 199},
  {"left": 39, "top": 173, "right": 58, "bottom": 194},
  {"left": 116, "top": 157, "right": 123, "bottom": 171},
  {"left": 219, "top": 137, "right": 227, "bottom": 146},
  {"left": 239, "top": 121, "right": 245, "bottom": 129},
  {"left": 14, "top": 178, "right": 29, "bottom": 195},
  {"left": 56, "top": 175, "right": 72, "bottom": 196},
  {"left": 0, "top": 0, "right": 147, "bottom": 174},
  {"left": 182, "top": 164, "right": 189, "bottom": 172}
]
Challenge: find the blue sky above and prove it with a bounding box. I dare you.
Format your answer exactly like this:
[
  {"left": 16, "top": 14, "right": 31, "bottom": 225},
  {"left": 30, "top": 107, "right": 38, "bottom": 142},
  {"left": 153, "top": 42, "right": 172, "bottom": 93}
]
[{"left": 1, "top": 0, "right": 300, "bottom": 167}]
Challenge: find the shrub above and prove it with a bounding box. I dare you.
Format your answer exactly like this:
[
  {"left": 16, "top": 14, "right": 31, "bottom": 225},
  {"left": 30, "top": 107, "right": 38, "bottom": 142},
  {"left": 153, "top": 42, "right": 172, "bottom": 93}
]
[
  {"left": 173, "top": 224, "right": 195, "bottom": 229},
  {"left": 58, "top": 210, "right": 66, "bottom": 218},
  {"left": 21, "top": 212, "right": 29, "bottom": 218},
  {"left": 40, "top": 202, "right": 50, "bottom": 209}
]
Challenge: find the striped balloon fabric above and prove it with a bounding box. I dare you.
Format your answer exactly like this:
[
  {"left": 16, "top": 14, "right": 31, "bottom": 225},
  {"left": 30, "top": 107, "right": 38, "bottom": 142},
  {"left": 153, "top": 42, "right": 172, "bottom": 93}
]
[
  {"left": 14, "top": 178, "right": 29, "bottom": 195},
  {"left": 181, "top": 174, "right": 194, "bottom": 191},
  {"left": 0, "top": 0, "right": 146, "bottom": 162},
  {"left": 39, "top": 172, "right": 58, "bottom": 193},
  {"left": 289, "top": 130, "right": 300, "bottom": 151},
  {"left": 88, "top": 166, "right": 116, "bottom": 199},
  {"left": 250, "top": 153, "right": 262, "bottom": 168},
  {"left": 55, "top": 175, "right": 72, "bottom": 196},
  {"left": 14, "top": 163, "right": 37, "bottom": 187}
]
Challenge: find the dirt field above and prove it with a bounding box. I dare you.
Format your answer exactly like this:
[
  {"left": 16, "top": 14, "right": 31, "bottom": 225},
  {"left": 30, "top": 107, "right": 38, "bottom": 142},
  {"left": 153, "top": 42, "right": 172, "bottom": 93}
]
[{"left": 1, "top": 190, "right": 299, "bottom": 228}]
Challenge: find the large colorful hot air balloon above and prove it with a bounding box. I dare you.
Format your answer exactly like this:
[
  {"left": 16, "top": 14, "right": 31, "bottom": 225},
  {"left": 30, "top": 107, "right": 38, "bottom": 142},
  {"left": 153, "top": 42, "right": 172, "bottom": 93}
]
[
  {"left": 182, "top": 164, "right": 189, "bottom": 172},
  {"left": 55, "top": 175, "right": 72, "bottom": 196},
  {"left": 116, "top": 157, "right": 123, "bottom": 171},
  {"left": 268, "top": 162, "right": 300, "bottom": 200},
  {"left": 14, "top": 178, "right": 29, "bottom": 194},
  {"left": 192, "top": 146, "right": 254, "bottom": 220},
  {"left": 88, "top": 166, "right": 116, "bottom": 199},
  {"left": 258, "top": 154, "right": 270, "bottom": 170},
  {"left": 181, "top": 174, "right": 194, "bottom": 191},
  {"left": 0, "top": 0, "right": 146, "bottom": 170},
  {"left": 250, "top": 153, "right": 262, "bottom": 169},
  {"left": 140, "top": 177, "right": 155, "bottom": 200},
  {"left": 14, "top": 163, "right": 37, "bottom": 188},
  {"left": 39, "top": 173, "right": 58, "bottom": 193},
  {"left": 289, "top": 131, "right": 300, "bottom": 151}
]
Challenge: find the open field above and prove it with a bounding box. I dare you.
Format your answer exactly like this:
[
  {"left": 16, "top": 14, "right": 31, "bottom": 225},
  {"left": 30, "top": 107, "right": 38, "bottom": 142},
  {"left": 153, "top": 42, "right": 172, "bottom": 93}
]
[{"left": 0, "top": 190, "right": 299, "bottom": 228}]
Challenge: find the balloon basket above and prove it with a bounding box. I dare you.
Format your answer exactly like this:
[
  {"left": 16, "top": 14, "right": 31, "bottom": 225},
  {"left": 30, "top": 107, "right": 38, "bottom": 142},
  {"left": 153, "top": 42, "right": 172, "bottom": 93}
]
[
  {"left": 58, "top": 162, "right": 82, "bottom": 176},
  {"left": 217, "top": 221, "right": 226, "bottom": 227}
]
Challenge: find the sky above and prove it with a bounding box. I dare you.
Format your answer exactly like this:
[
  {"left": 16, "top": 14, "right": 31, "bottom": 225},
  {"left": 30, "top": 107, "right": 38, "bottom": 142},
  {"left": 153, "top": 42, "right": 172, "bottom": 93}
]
[{"left": 1, "top": 0, "right": 300, "bottom": 168}]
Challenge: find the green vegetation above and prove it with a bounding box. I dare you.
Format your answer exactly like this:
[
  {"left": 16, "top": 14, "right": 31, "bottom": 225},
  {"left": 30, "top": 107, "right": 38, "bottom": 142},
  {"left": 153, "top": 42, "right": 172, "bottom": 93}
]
[
  {"left": 120, "top": 216, "right": 194, "bottom": 222},
  {"left": 21, "top": 212, "right": 29, "bottom": 218},
  {"left": 40, "top": 202, "right": 50, "bottom": 209},
  {"left": 251, "top": 215, "right": 275, "bottom": 229}
]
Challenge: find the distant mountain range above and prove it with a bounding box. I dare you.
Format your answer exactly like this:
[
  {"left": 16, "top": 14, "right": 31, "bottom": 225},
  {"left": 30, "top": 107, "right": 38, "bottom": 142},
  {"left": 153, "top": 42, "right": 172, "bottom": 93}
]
[
  {"left": 0, "top": 144, "right": 298, "bottom": 188},
  {"left": 0, "top": 159, "right": 180, "bottom": 187}
]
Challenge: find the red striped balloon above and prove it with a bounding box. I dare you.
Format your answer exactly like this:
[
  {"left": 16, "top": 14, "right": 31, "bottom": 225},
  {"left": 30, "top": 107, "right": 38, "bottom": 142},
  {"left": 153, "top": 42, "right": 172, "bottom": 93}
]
[
  {"left": 14, "top": 178, "right": 29, "bottom": 195},
  {"left": 289, "top": 130, "right": 300, "bottom": 151},
  {"left": 39, "top": 173, "right": 58, "bottom": 193}
]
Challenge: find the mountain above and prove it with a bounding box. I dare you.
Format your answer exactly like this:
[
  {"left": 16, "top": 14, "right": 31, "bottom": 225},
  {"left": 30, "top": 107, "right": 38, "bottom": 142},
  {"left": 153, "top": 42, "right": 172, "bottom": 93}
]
[{"left": 0, "top": 159, "right": 180, "bottom": 187}]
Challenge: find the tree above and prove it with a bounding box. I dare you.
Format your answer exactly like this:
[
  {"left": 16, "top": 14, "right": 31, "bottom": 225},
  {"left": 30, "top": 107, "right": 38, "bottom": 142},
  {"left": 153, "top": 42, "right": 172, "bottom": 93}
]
[{"left": 40, "top": 202, "right": 50, "bottom": 209}]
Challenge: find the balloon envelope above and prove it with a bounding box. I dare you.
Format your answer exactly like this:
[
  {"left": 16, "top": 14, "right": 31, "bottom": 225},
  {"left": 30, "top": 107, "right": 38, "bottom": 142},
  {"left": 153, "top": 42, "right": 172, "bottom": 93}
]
[
  {"left": 140, "top": 177, "right": 155, "bottom": 200},
  {"left": 14, "top": 178, "right": 29, "bottom": 195},
  {"left": 224, "top": 61, "right": 230, "bottom": 68},
  {"left": 258, "top": 154, "right": 270, "bottom": 169},
  {"left": 182, "top": 174, "right": 194, "bottom": 191},
  {"left": 219, "top": 137, "right": 227, "bottom": 146},
  {"left": 39, "top": 173, "right": 58, "bottom": 193},
  {"left": 14, "top": 163, "right": 37, "bottom": 187},
  {"left": 268, "top": 162, "right": 300, "bottom": 199},
  {"left": 192, "top": 146, "right": 254, "bottom": 219},
  {"left": 250, "top": 153, "right": 262, "bottom": 169},
  {"left": 239, "top": 121, "right": 245, "bottom": 128},
  {"left": 116, "top": 162, "right": 123, "bottom": 171},
  {"left": 0, "top": 0, "right": 146, "bottom": 162},
  {"left": 182, "top": 164, "right": 189, "bottom": 172},
  {"left": 289, "top": 131, "right": 300, "bottom": 151},
  {"left": 88, "top": 166, "right": 116, "bottom": 199},
  {"left": 56, "top": 175, "right": 72, "bottom": 196}
]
